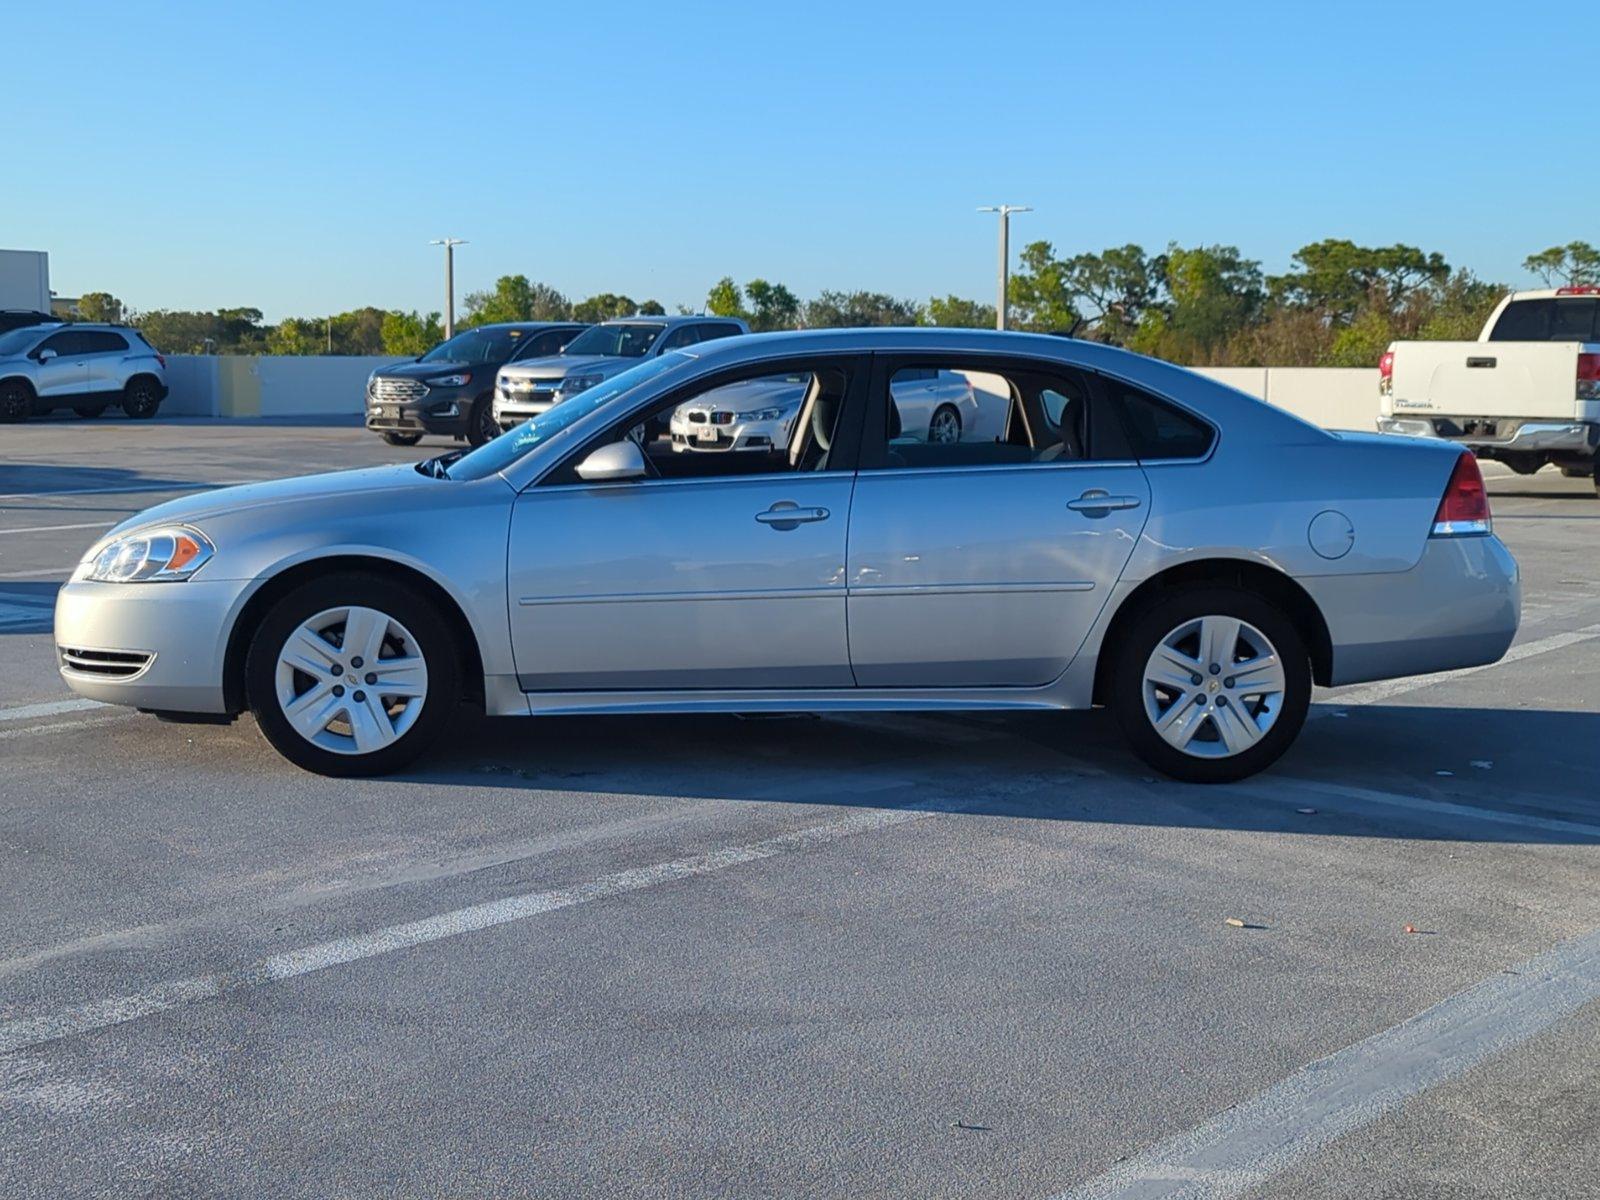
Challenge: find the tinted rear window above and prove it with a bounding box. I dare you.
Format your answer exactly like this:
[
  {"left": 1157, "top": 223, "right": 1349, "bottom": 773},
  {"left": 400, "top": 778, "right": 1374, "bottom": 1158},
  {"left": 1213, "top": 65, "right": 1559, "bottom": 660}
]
[
  {"left": 80, "top": 331, "right": 129, "bottom": 353},
  {"left": 1489, "top": 298, "right": 1600, "bottom": 342},
  {"left": 1108, "top": 382, "right": 1215, "bottom": 460}
]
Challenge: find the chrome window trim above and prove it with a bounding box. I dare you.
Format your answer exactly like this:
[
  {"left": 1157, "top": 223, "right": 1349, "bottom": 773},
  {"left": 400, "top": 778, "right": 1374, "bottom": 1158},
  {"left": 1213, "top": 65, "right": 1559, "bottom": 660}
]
[{"left": 526, "top": 468, "right": 857, "bottom": 496}]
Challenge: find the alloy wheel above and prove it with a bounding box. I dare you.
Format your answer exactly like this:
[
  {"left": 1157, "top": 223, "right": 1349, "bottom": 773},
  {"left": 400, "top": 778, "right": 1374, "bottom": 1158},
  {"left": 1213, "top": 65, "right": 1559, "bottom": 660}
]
[
  {"left": 274, "top": 605, "right": 429, "bottom": 755},
  {"left": 1141, "top": 614, "right": 1286, "bottom": 758},
  {"left": 929, "top": 406, "right": 961, "bottom": 444}
]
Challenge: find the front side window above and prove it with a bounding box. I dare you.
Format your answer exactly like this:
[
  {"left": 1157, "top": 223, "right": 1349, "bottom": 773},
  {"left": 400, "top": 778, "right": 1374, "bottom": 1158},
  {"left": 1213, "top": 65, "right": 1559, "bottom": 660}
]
[
  {"left": 863, "top": 362, "right": 1105, "bottom": 470},
  {"left": 36, "top": 330, "right": 86, "bottom": 357},
  {"left": 562, "top": 323, "right": 664, "bottom": 358}
]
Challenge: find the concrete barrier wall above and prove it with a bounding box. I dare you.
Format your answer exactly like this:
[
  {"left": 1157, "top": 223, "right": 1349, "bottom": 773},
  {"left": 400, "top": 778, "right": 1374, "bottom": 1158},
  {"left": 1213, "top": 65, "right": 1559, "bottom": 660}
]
[{"left": 160, "top": 355, "right": 1381, "bottom": 431}]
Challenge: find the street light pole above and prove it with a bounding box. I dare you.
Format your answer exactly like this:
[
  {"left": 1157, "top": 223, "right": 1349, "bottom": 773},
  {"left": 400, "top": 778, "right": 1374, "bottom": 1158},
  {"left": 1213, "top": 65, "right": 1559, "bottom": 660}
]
[
  {"left": 977, "top": 205, "right": 1030, "bottom": 331},
  {"left": 429, "top": 238, "right": 467, "bottom": 339}
]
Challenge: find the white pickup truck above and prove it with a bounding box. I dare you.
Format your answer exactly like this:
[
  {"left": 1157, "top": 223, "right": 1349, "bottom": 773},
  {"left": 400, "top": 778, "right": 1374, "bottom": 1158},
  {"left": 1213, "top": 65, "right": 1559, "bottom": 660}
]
[{"left": 1378, "top": 287, "right": 1600, "bottom": 493}]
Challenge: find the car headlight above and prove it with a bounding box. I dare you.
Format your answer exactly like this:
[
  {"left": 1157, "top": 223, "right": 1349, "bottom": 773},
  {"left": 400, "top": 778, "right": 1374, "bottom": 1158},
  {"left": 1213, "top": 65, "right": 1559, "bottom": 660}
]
[
  {"left": 735, "top": 406, "right": 787, "bottom": 422},
  {"left": 74, "top": 526, "right": 215, "bottom": 584},
  {"left": 425, "top": 372, "right": 471, "bottom": 388},
  {"left": 558, "top": 374, "right": 603, "bottom": 395}
]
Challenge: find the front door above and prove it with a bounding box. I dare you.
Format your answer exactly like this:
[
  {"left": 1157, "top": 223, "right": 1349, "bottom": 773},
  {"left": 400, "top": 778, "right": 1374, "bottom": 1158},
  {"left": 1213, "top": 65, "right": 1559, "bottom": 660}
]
[
  {"left": 846, "top": 356, "right": 1150, "bottom": 687},
  {"left": 506, "top": 355, "right": 868, "bottom": 691},
  {"left": 32, "top": 330, "right": 89, "bottom": 399}
]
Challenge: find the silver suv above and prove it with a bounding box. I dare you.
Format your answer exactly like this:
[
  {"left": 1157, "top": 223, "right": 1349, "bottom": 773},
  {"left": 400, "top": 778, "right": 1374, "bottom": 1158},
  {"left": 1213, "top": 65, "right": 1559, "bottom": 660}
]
[
  {"left": 493, "top": 315, "right": 749, "bottom": 430},
  {"left": 0, "top": 323, "right": 169, "bottom": 421}
]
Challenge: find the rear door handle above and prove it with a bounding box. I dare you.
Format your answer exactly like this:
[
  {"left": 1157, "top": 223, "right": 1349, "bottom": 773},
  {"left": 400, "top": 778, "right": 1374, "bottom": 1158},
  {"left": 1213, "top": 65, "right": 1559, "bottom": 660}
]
[
  {"left": 755, "top": 502, "right": 830, "bottom": 530},
  {"left": 1067, "top": 490, "right": 1142, "bottom": 516}
]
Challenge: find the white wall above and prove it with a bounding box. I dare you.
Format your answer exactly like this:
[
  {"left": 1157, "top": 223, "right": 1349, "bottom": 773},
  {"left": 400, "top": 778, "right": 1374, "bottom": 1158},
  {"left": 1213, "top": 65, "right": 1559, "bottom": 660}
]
[{"left": 154, "top": 355, "right": 1382, "bottom": 431}]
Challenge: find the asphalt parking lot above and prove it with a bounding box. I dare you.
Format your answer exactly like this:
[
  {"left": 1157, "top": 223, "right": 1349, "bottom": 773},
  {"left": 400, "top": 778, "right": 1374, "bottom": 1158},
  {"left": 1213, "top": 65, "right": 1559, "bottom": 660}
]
[{"left": 3, "top": 417, "right": 1599, "bottom": 1199}]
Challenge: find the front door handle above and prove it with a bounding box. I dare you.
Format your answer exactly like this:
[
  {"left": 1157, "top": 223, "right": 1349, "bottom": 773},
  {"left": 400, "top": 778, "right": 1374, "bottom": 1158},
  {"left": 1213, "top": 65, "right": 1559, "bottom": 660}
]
[
  {"left": 1067, "top": 490, "right": 1142, "bottom": 517},
  {"left": 755, "top": 502, "right": 830, "bottom": 531}
]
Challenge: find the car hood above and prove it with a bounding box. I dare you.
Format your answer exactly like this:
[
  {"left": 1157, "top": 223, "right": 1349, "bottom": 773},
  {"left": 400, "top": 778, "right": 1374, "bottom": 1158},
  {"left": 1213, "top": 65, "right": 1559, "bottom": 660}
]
[
  {"left": 374, "top": 359, "right": 481, "bottom": 380},
  {"left": 100, "top": 465, "right": 434, "bottom": 542},
  {"left": 499, "top": 354, "right": 634, "bottom": 383}
]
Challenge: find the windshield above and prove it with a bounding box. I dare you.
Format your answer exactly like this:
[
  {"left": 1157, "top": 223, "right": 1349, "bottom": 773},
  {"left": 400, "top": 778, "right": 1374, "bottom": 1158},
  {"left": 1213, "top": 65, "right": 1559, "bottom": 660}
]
[
  {"left": 419, "top": 327, "right": 528, "bottom": 364},
  {"left": 446, "top": 354, "right": 689, "bottom": 481},
  {"left": 562, "top": 323, "right": 664, "bottom": 358},
  {"left": 0, "top": 327, "right": 46, "bottom": 356}
]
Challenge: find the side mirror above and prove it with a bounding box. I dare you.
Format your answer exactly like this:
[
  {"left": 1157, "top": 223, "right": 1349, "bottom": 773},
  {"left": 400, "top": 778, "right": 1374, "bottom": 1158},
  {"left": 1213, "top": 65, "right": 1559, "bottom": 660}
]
[
  {"left": 575, "top": 440, "right": 648, "bottom": 482},
  {"left": 36, "top": 348, "right": 58, "bottom": 363}
]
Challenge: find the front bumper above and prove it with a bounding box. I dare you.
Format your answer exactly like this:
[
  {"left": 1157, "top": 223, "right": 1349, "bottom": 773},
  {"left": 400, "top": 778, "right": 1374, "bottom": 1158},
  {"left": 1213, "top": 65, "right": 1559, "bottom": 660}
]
[
  {"left": 365, "top": 387, "right": 474, "bottom": 436},
  {"left": 1378, "top": 415, "right": 1600, "bottom": 456},
  {"left": 54, "top": 578, "right": 252, "bottom": 714},
  {"left": 1304, "top": 534, "right": 1520, "bottom": 687},
  {"left": 494, "top": 388, "right": 561, "bottom": 429}
]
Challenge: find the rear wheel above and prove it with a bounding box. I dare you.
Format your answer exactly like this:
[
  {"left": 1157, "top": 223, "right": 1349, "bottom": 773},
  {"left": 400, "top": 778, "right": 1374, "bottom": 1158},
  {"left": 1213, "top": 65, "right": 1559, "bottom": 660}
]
[
  {"left": 381, "top": 431, "right": 423, "bottom": 447},
  {"left": 928, "top": 404, "right": 962, "bottom": 445},
  {"left": 1109, "top": 587, "right": 1310, "bottom": 783},
  {"left": 245, "top": 572, "right": 462, "bottom": 776},
  {"left": 121, "top": 376, "right": 163, "bottom": 419},
  {"left": 74, "top": 404, "right": 108, "bottom": 419},
  {"left": 0, "top": 379, "right": 33, "bottom": 421}
]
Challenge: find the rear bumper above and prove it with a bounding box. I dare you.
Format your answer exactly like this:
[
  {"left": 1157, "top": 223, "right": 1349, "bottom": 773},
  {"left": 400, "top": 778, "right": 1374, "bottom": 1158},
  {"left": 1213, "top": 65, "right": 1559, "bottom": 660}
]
[
  {"left": 1305, "top": 535, "right": 1520, "bottom": 687},
  {"left": 1378, "top": 415, "right": 1600, "bottom": 456}
]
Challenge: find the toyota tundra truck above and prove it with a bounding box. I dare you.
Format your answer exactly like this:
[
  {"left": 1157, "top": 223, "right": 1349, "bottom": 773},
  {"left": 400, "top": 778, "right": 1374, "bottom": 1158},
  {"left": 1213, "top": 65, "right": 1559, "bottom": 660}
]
[{"left": 1378, "top": 287, "right": 1600, "bottom": 493}]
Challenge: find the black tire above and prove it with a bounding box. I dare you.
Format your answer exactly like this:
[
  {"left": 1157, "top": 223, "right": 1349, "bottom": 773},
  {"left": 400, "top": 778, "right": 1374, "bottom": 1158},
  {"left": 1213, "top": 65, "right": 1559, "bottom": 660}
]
[
  {"left": 0, "top": 378, "right": 33, "bottom": 422},
  {"left": 1108, "top": 586, "right": 1311, "bottom": 784},
  {"left": 468, "top": 396, "right": 498, "bottom": 447},
  {"left": 381, "top": 431, "right": 423, "bottom": 447},
  {"left": 121, "top": 376, "right": 163, "bottom": 419},
  {"left": 928, "top": 404, "right": 962, "bottom": 445},
  {"left": 245, "top": 572, "right": 462, "bottom": 777},
  {"left": 74, "top": 404, "right": 109, "bottom": 419},
  {"left": 1557, "top": 464, "right": 1589, "bottom": 479}
]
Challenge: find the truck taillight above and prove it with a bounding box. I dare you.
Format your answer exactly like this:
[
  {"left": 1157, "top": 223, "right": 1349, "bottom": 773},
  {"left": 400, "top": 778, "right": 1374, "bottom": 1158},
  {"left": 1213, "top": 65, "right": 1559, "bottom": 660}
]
[
  {"left": 1431, "top": 452, "right": 1491, "bottom": 537},
  {"left": 1579, "top": 352, "right": 1600, "bottom": 402},
  {"left": 1378, "top": 350, "right": 1394, "bottom": 397}
]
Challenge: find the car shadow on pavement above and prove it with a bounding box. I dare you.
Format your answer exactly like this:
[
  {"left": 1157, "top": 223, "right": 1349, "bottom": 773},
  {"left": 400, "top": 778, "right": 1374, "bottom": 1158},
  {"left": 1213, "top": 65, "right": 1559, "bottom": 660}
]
[
  {"left": 0, "top": 462, "right": 212, "bottom": 497},
  {"left": 0, "top": 583, "right": 61, "bottom": 634},
  {"left": 400, "top": 702, "right": 1600, "bottom": 845}
]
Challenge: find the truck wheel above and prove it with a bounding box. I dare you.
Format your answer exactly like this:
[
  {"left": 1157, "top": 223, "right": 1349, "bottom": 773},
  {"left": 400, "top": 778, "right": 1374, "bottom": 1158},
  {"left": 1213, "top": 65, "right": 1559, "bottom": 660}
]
[
  {"left": 1109, "top": 587, "right": 1311, "bottom": 784},
  {"left": 121, "top": 376, "right": 163, "bottom": 419},
  {"left": 0, "top": 379, "right": 33, "bottom": 422},
  {"left": 245, "top": 572, "right": 462, "bottom": 776}
]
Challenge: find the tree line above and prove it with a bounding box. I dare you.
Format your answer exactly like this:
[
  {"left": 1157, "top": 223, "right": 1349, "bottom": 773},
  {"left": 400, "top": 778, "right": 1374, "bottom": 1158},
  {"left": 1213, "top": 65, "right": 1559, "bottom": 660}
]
[{"left": 72, "top": 239, "right": 1598, "bottom": 366}]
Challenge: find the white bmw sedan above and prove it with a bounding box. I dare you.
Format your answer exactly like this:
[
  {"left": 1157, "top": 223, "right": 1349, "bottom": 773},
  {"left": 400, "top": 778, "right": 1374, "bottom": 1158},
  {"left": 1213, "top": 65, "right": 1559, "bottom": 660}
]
[{"left": 55, "top": 329, "right": 1519, "bottom": 782}]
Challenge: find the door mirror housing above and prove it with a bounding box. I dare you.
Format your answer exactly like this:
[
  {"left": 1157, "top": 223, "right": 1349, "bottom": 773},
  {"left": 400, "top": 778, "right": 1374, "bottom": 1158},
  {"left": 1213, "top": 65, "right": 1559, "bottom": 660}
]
[
  {"left": 36, "top": 348, "right": 58, "bottom": 362},
  {"left": 575, "top": 440, "right": 648, "bottom": 482}
]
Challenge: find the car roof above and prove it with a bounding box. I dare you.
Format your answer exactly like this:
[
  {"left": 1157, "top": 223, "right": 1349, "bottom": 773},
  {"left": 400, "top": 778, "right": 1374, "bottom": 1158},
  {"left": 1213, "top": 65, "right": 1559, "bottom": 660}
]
[
  {"left": 472, "top": 321, "right": 587, "bottom": 332},
  {"left": 597, "top": 314, "right": 741, "bottom": 327}
]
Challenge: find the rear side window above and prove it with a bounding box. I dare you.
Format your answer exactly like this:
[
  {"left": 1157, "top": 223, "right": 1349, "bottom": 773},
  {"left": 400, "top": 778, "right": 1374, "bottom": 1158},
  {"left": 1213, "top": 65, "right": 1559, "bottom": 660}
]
[
  {"left": 1489, "top": 298, "right": 1600, "bottom": 342},
  {"left": 1108, "top": 382, "right": 1215, "bottom": 460},
  {"left": 699, "top": 323, "right": 744, "bottom": 341},
  {"left": 80, "top": 331, "right": 129, "bottom": 353}
]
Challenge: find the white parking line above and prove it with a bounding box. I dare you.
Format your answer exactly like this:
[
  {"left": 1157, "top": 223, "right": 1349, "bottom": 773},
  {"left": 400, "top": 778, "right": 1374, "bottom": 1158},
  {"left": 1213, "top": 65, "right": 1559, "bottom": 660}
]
[
  {"left": 0, "top": 803, "right": 932, "bottom": 1056},
  {"left": 0, "top": 715, "right": 126, "bottom": 742},
  {"left": 0, "top": 521, "right": 116, "bottom": 538},
  {"left": 1048, "top": 925, "right": 1600, "bottom": 1200},
  {"left": 0, "top": 698, "right": 106, "bottom": 723},
  {"left": 1317, "top": 622, "right": 1600, "bottom": 712}
]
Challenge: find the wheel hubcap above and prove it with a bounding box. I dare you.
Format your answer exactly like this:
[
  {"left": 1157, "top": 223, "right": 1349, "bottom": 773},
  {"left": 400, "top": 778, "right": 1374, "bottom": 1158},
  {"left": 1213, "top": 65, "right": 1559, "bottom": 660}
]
[
  {"left": 931, "top": 411, "right": 959, "bottom": 443},
  {"left": 1142, "top": 615, "right": 1286, "bottom": 759},
  {"left": 274, "top": 605, "right": 428, "bottom": 755}
]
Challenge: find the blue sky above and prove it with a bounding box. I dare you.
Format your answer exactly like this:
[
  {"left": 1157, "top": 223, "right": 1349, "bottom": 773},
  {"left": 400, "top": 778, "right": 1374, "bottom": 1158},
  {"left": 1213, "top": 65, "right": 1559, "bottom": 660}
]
[{"left": 8, "top": 0, "right": 1593, "bottom": 321}]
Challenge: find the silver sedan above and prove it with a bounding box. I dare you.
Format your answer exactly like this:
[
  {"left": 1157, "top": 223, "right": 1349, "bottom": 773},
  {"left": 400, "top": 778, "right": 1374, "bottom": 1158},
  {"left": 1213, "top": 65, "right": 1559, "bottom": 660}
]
[{"left": 55, "top": 328, "right": 1519, "bottom": 782}]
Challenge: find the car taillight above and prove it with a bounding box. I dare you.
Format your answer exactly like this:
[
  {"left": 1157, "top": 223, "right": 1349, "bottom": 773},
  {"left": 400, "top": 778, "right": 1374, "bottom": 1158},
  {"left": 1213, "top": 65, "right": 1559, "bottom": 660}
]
[
  {"left": 1578, "top": 352, "right": 1600, "bottom": 401},
  {"left": 1432, "top": 452, "right": 1491, "bottom": 537},
  {"left": 1378, "top": 350, "right": 1394, "bottom": 397}
]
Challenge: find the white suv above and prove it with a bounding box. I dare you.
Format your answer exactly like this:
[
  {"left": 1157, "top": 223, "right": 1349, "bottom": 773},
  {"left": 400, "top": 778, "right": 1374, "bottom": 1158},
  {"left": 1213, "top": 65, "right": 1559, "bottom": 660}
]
[{"left": 0, "top": 323, "right": 169, "bottom": 421}]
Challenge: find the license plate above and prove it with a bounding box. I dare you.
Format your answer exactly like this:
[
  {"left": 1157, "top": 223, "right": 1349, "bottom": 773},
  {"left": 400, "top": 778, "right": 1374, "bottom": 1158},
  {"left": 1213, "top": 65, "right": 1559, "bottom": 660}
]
[{"left": 696, "top": 426, "right": 719, "bottom": 443}]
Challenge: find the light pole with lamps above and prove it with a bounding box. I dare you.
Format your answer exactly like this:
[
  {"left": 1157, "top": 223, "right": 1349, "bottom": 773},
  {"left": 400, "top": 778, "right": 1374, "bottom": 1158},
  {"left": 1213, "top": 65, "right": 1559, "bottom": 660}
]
[{"left": 429, "top": 237, "right": 468, "bottom": 339}]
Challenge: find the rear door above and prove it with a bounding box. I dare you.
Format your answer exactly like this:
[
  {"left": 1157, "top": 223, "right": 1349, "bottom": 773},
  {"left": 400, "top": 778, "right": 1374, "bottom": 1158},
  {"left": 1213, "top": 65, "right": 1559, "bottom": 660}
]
[
  {"left": 845, "top": 355, "right": 1151, "bottom": 687},
  {"left": 81, "top": 330, "right": 132, "bottom": 394}
]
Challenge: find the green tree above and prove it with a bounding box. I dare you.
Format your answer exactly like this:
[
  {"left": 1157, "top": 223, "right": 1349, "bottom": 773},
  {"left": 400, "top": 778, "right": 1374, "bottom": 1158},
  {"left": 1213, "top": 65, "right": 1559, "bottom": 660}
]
[
  {"left": 77, "top": 292, "right": 125, "bottom": 323},
  {"left": 1007, "top": 241, "right": 1081, "bottom": 332},
  {"left": 134, "top": 308, "right": 269, "bottom": 354},
  {"left": 1270, "top": 240, "right": 1448, "bottom": 323},
  {"left": 461, "top": 276, "right": 572, "bottom": 325},
  {"left": 266, "top": 317, "right": 326, "bottom": 355},
  {"left": 743, "top": 279, "right": 800, "bottom": 331},
  {"left": 919, "top": 295, "right": 997, "bottom": 329},
  {"left": 706, "top": 277, "right": 747, "bottom": 319},
  {"left": 803, "top": 290, "right": 917, "bottom": 328},
  {"left": 637, "top": 299, "right": 667, "bottom": 316},
  {"left": 381, "top": 310, "right": 443, "bottom": 356},
  {"left": 572, "top": 292, "right": 640, "bottom": 323},
  {"left": 1131, "top": 244, "right": 1263, "bottom": 364},
  {"left": 1062, "top": 244, "right": 1164, "bottom": 344},
  {"left": 1522, "top": 241, "right": 1600, "bottom": 288},
  {"left": 1414, "top": 271, "right": 1505, "bottom": 340}
]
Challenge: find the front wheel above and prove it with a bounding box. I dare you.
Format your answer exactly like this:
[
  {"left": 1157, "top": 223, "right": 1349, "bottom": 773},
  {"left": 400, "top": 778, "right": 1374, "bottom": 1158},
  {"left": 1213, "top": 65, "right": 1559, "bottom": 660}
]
[
  {"left": 0, "top": 379, "right": 33, "bottom": 421},
  {"left": 468, "top": 396, "right": 499, "bottom": 447},
  {"left": 382, "top": 431, "right": 423, "bottom": 447},
  {"left": 1109, "top": 587, "right": 1310, "bottom": 783},
  {"left": 121, "top": 376, "right": 163, "bottom": 419},
  {"left": 245, "top": 573, "right": 462, "bottom": 776}
]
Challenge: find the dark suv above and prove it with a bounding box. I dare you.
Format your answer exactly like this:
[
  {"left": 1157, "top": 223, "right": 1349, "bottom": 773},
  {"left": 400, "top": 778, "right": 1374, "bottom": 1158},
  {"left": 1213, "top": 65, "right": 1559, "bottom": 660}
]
[{"left": 365, "top": 322, "right": 586, "bottom": 447}]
